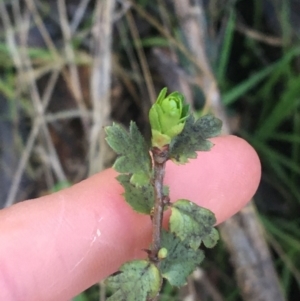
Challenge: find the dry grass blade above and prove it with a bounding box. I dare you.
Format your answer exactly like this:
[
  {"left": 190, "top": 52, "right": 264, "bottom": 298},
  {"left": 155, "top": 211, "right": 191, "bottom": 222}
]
[
  {"left": 173, "top": 0, "right": 230, "bottom": 126},
  {"left": 154, "top": 0, "right": 193, "bottom": 105},
  {"left": 5, "top": 68, "right": 61, "bottom": 207},
  {"left": 183, "top": 268, "right": 225, "bottom": 301},
  {"left": 45, "top": 109, "right": 92, "bottom": 122},
  {"left": 0, "top": 2, "right": 22, "bottom": 68},
  {"left": 129, "top": 0, "right": 208, "bottom": 76},
  {"left": 1, "top": 1, "right": 65, "bottom": 206},
  {"left": 18, "top": 8, "right": 66, "bottom": 179},
  {"left": 70, "top": 0, "right": 91, "bottom": 33},
  {"left": 88, "top": 0, "right": 115, "bottom": 175},
  {"left": 24, "top": 0, "right": 60, "bottom": 58},
  {"left": 126, "top": 9, "right": 155, "bottom": 103},
  {"left": 221, "top": 204, "right": 285, "bottom": 301},
  {"left": 267, "top": 233, "right": 300, "bottom": 286},
  {"left": 57, "top": 0, "right": 89, "bottom": 132},
  {"left": 115, "top": 19, "right": 144, "bottom": 107},
  {"left": 236, "top": 22, "right": 283, "bottom": 46}
]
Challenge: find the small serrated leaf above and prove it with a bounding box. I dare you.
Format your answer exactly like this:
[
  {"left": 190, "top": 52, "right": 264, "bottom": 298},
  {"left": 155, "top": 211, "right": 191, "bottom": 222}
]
[
  {"left": 169, "top": 114, "right": 222, "bottom": 164},
  {"left": 117, "top": 174, "right": 154, "bottom": 214},
  {"left": 160, "top": 230, "right": 205, "bottom": 287},
  {"left": 202, "top": 227, "right": 219, "bottom": 248},
  {"left": 105, "top": 260, "right": 162, "bottom": 301},
  {"left": 170, "top": 199, "right": 219, "bottom": 250},
  {"left": 105, "top": 122, "right": 151, "bottom": 186},
  {"left": 197, "top": 114, "right": 223, "bottom": 138}
]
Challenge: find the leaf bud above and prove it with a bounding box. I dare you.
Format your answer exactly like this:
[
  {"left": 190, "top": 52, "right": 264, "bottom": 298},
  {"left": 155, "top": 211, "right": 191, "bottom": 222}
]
[
  {"left": 158, "top": 247, "right": 168, "bottom": 259},
  {"left": 149, "top": 88, "right": 189, "bottom": 149}
]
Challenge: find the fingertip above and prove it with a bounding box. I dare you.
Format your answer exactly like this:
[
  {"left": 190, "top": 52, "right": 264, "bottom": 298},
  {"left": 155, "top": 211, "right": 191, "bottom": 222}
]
[{"left": 165, "top": 135, "right": 261, "bottom": 223}]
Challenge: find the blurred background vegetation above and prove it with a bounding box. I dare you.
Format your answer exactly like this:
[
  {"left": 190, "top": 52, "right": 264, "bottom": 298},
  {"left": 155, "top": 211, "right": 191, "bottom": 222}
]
[{"left": 0, "top": 0, "right": 300, "bottom": 300}]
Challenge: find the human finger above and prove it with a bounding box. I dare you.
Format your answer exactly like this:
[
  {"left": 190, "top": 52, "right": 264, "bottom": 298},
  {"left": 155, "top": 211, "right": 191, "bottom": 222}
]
[{"left": 0, "top": 135, "right": 260, "bottom": 301}]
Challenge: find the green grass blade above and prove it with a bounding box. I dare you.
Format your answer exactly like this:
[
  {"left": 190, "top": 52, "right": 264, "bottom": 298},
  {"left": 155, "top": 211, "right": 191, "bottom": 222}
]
[
  {"left": 223, "top": 47, "right": 300, "bottom": 106},
  {"left": 217, "top": 10, "right": 236, "bottom": 84},
  {"left": 256, "top": 77, "right": 300, "bottom": 139}
]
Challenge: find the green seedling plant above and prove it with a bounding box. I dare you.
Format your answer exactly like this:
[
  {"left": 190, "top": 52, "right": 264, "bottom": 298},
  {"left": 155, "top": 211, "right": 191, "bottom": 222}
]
[{"left": 104, "top": 88, "right": 222, "bottom": 301}]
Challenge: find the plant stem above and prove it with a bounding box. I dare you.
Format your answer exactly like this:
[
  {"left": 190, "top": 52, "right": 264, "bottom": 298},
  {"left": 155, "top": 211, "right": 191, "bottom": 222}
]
[{"left": 149, "top": 145, "right": 169, "bottom": 263}]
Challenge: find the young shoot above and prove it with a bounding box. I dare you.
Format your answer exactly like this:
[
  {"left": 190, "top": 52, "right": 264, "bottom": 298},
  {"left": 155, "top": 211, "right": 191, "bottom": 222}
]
[{"left": 105, "top": 88, "right": 222, "bottom": 301}]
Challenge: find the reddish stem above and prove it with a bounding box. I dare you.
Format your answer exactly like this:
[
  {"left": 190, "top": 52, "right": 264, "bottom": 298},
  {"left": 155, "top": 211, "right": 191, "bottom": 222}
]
[{"left": 149, "top": 145, "right": 169, "bottom": 263}]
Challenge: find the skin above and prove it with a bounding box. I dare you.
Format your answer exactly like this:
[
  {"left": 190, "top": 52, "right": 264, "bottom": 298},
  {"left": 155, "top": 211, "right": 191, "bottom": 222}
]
[{"left": 0, "top": 135, "right": 261, "bottom": 301}]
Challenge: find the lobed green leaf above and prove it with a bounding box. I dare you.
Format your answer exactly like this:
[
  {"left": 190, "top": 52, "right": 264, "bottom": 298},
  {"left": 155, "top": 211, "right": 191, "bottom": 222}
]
[
  {"left": 117, "top": 174, "right": 154, "bottom": 214},
  {"left": 160, "top": 230, "right": 205, "bottom": 287},
  {"left": 170, "top": 199, "right": 219, "bottom": 250},
  {"left": 105, "top": 122, "right": 151, "bottom": 186},
  {"left": 105, "top": 260, "right": 162, "bottom": 301},
  {"left": 169, "top": 114, "right": 222, "bottom": 164}
]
